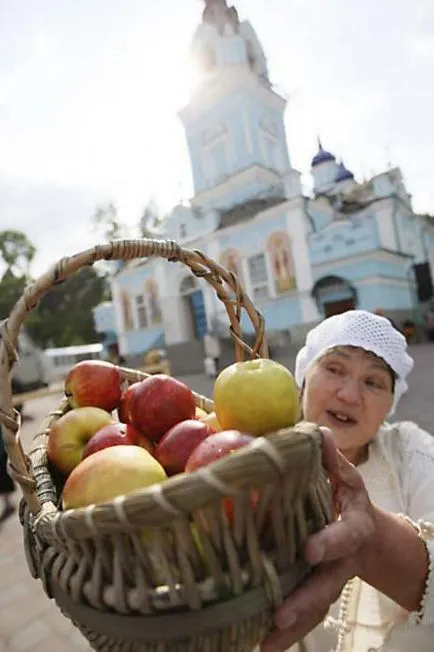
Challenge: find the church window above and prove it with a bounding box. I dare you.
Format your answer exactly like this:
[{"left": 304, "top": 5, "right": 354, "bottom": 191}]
[
  {"left": 247, "top": 253, "right": 270, "bottom": 301},
  {"left": 180, "top": 223, "right": 187, "bottom": 239},
  {"left": 135, "top": 295, "right": 148, "bottom": 329}
]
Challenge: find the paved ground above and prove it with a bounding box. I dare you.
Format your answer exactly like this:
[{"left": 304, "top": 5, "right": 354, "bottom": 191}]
[{"left": 0, "top": 343, "right": 433, "bottom": 651}]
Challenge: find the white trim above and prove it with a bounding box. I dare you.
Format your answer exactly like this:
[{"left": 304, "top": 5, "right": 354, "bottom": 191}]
[
  {"left": 191, "top": 164, "right": 282, "bottom": 208},
  {"left": 313, "top": 248, "right": 411, "bottom": 274}
]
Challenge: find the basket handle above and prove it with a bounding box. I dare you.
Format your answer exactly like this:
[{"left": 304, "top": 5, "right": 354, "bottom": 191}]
[{"left": 0, "top": 238, "right": 268, "bottom": 515}]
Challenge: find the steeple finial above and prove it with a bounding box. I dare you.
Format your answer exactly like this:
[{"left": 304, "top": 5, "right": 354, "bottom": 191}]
[
  {"left": 317, "top": 136, "right": 323, "bottom": 151},
  {"left": 202, "top": 0, "right": 239, "bottom": 33}
]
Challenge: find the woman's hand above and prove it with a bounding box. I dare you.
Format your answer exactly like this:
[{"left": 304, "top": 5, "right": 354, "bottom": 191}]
[{"left": 260, "top": 428, "right": 377, "bottom": 652}]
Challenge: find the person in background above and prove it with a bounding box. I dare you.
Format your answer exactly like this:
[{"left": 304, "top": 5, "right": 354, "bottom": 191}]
[
  {"left": 203, "top": 330, "right": 221, "bottom": 378},
  {"left": 261, "top": 310, "right": 434, "bottom": 652},
  {"left": 0, "top": 427, "right": 15, "bottom": 522}
]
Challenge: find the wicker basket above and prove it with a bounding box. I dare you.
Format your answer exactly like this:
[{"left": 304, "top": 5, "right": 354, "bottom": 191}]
[{"left": 0, "top": 238, "right": 333, "bottom": 652}]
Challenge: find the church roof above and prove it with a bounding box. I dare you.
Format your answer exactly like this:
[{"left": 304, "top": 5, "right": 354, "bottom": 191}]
[
  {"left": 335, "top": 162, "right": 354, "bottom": 182},
  {"left": 218, "top": 196, "right": 286, "bottom": 229},
  {"left": 311, "top": 141, "right": 336, "bottom": 167}
]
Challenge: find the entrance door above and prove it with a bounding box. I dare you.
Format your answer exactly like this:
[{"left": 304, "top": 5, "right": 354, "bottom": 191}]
[
  {"left": 323, "top": 298, "right": 356, "bottom": 318},
  {"left": 189, "top": 290, "right": 207, "bottom": 339}
]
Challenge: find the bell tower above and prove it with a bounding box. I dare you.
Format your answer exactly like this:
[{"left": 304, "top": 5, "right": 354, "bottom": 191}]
[{"left": 179, "top": 0, "right": 292, "bottom": 209}]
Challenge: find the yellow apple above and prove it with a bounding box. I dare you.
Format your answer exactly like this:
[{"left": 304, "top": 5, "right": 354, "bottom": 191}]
[
  {"left": 48, "top": 407, "right": 115, "bottom": 474},
  {"left": 213, "top": 359, "right": 300, "bottom": 437},
  {"left": 62, "top": 445, "right": 167, "bottom": 509}
]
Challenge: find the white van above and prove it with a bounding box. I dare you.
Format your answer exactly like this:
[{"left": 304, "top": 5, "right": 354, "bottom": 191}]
[{"left": 42, "top": 343, "right": 104, "bottom": 384}]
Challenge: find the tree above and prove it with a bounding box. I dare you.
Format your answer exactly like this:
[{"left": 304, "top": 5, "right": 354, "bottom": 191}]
[
  {"left": 139, "top": 200, "right": 165, "bottom": 237},
  {"left": 26, "top": 266, "right": 108, "bottom": 348},
  {"left": 0, "top": 230, "right": 35, "bottom": 319},
  {"left": 0, "top": 230, "right": 35, "bottom": 277},
  {"left": 92, "top": 201, "right": 125, "bottom": 240}
]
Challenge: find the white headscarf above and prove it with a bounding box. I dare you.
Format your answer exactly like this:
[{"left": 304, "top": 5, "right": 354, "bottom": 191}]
[{"left": 295, "top": 310, "right": 414, "bottom": 413}]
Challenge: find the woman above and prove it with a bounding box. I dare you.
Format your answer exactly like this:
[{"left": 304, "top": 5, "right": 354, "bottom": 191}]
[{"left": 261, "top": 309, "right": 434, "bottom": 652}]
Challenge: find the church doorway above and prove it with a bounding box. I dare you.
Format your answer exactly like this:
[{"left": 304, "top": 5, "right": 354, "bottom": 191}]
[
  {"left": 323, "top": 298, "right": 356, "bottom": 318},
  {"left": 179, "top": 276, "right": 207, "bottom": 340},
  {"left": 311, "top": 275, "right": 358, "bottom": 317}
]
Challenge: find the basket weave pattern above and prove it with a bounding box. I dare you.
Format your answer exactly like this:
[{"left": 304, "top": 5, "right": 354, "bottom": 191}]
[{"left": 0, "top": 239, "right": 333, "bottom": 652}]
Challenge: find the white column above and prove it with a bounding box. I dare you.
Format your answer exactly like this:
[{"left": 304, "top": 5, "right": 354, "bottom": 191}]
[{"left": 285, "top": 202, "right": 320, "bottom": 323}]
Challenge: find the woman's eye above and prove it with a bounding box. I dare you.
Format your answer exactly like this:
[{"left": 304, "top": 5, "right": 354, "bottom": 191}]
[
  {"left": 365, "top": 378, "right": 385, "bottom": 390},
  {"left": 326, "top": 365, "right": 344, "bottom": 376}
]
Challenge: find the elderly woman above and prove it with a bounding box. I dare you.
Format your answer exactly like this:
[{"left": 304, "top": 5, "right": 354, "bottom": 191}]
[{"left": 261, "top": 310, "right": 434, "bottom": 652}]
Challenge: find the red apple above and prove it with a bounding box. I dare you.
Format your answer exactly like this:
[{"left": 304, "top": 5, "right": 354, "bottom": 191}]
[
  {"left": 155, "top": 419, "right": 214, "bottom": 475},
  {"left": 48, "top": 407, "right": 115, "bottom": 474},
  {"left": 118, "top": 382, "right": 142, "bottom": 424},
  {"left": 65, "top": 360, "right": 121, "bottom": 412},
  {"left": 185, "top": 430, "right": 257, "bottom": 525},
  {"left": 63, "top": 445, "right": 167, "bottom": 509},
  {"left": 129, "top": 374, "right": 196, "bottom": 443},
  {"left": 185, "top": 430, "right": 254, "bottom": 472},
  {"left": 82, "top": 422, "right": 153, "bottom": 459}
]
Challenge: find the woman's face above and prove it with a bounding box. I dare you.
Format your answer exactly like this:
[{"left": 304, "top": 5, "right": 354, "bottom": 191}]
[{"left": 301, "top": 346, "right": 394, "bottom": 464}]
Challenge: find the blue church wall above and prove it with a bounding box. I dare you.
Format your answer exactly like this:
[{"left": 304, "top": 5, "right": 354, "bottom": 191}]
[
  {"left": 115, "top": 261, "right": 156, "bottom": 292},
  {"left": 164, "top": 204, "right": 218, "bottom": 241},
  {"left": 218, "top": 212, "right": 288, "bottom": 249},
  {"left": 185, "top": 89, "right": 289, "bottom": 196},
  {"left": 356, "top": 282, "right": 413, "bottom": 311},
  {"left": 240, "top": 294, "right": 302, "bottom": 333},
  {"left": 309, "top": 215, "right": 379, "bottom": 265},
  {"left": 313, "top": 257, "right": 410, "bottom": 284},
  {"left": 307, "top": 203, "right": 333, "bottom": 232}
]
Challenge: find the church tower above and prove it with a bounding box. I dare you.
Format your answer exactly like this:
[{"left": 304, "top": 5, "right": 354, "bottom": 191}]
[{"left": 179, "top": 0, "right": 292, "bottom": 210}]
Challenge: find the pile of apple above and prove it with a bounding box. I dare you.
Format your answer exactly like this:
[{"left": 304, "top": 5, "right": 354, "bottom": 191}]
[{"left": 47, "top": 358, "right": 300, "bottom": 512}]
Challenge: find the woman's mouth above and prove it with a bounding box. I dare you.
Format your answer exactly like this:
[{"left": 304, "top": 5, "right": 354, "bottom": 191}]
[{"left": 326, "top": 410, "right": 357, "bottom": 426}]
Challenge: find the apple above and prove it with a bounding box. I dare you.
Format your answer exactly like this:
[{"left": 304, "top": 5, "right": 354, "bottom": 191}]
[
  {"left": 82, "top": 422, "right": 154, "bottom": 459},
  {"left": 213, "top": 359, "right": 300, "bottom": 437},
  {"left": 185, "top": 430, "right": 254, "bottom": 472},
  {"left": 48, "top": 407, "right": 115, "bottom": 474},
  {"left": 129, "top": 374, "right": 196, "bottom": 443},
  {"left": 65, "top": 360, "right": 121, "bottom": 412},
  {"left": 62, "top": 445, "right": 167, "bottom": 509},
  {"left": 118, "top": 382, "right": 142, "bottom": 424},
  {"left": 185, "top": 430, "right": 256, "bottom": 525},
  {"left": 155, "top": 419, "right": 214, "bottom": 475},
  {"left": 198, "top": 411, "right": 222, "bottom": 433}
]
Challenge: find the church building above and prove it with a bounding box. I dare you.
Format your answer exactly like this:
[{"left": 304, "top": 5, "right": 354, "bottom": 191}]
[{"left": 93, "top": 0, "right": 434, "bottom": 360}]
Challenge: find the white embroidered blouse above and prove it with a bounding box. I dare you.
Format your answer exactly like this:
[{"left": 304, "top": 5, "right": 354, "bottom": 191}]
[{"left": 290, "top": 420, "right": 434, "bottom": 652}]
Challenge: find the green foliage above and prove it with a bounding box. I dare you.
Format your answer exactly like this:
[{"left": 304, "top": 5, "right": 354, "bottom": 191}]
[
  {"left": 0, "top": 230, "right": 35, "bottom": 277},
  {"left": 0, "top": 229, "right": 109, "bottom": 348},
  {"left": 26, "top": 267, "right": 108, "bottom": 348}
]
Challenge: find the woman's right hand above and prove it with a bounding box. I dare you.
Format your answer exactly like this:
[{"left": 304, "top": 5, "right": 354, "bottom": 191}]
[{"left": 260, "top": 428, "right": 377, "bottom": 652}]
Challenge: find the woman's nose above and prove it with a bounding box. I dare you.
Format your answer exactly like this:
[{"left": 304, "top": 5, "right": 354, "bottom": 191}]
[{"left": 336, "top": 378, "right": 362, "bottom": 404}]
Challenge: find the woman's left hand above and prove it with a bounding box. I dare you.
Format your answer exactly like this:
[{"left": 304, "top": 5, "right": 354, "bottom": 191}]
[{"left": 260, "top": 428, "right": 377, "bottom": 652}]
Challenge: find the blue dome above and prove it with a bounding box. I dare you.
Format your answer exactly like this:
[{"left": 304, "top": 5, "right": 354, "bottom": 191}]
[
  {"left": 311, "top": 145, "right": 336, "bottom": 167},
  {"left": 335, "top": 162, "right": 354, "bottom": 182}
]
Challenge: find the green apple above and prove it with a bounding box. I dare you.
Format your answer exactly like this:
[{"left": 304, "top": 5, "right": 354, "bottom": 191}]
[
  {"left": 213, "top": 359, "right": 300, "bottom": 436},
  {"left": 48, "top": 406, "right": 115, "bottom": 474}
]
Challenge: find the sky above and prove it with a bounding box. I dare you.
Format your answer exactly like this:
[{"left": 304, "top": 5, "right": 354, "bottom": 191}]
[{"left": 1, "top": 0, "right": 434, "bottom": 277}]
